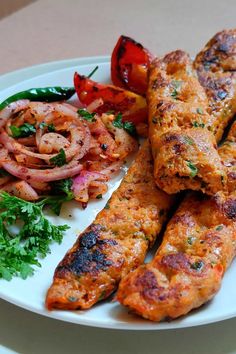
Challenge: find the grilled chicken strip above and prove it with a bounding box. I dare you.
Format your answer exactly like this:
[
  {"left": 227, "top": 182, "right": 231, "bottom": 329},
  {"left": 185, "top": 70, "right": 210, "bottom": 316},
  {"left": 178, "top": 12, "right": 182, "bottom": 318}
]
[
  {"left": 194, "top": 29, "right": 236, "bottom": 142},
  {"left": 117, "top": 122, "right": 236, "bottom": 322},
  {"left": 46, "top": 141, "right": 176, "bottom": 310},
  {"left": 148, "top": 50, "right": 226, "bottom": 195}
]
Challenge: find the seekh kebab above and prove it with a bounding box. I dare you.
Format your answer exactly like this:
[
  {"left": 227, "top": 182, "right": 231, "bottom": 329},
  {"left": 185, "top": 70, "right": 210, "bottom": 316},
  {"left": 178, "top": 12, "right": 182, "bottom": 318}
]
[
  {"left": 117, "top": 121, "right": 236, "bottom": 321},
  {"left": 46, "top": 141, "right": 176, "bottom": 310}
]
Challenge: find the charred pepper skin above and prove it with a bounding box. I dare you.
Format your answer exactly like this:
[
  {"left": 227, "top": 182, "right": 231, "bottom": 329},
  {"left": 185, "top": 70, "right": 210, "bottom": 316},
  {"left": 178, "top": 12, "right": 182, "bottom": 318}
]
[{"left": 74, "top": 72, "right": 148, "bottom": 126}]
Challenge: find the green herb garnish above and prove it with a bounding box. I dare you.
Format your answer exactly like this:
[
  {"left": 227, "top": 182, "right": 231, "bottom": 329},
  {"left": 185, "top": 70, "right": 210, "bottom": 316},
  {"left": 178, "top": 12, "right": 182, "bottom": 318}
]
[
  {"left": 123, "top": 121, "right": 136, "bottom": 135},
  {"left": 49, "top": 149, "right": 67, "bottom": 167},
  {"left": 48, "top": 123, "right": 55, "bottom": 132},
  {"left": 187, "top": 236, "right": 195, "bottom": 245},
  {"left": 39, "top": 122, "right": 47, "bottom": 129},
  {"left": 10, "top": 123, "right": 36, "bottom": 138},
  {"left": 184, "top": 136, "right": 194, "bottom": 145},
  {"left": 45, "top": 179, "right": 74, "bottom": 215},
  {"left": 113, "top": 113, "right": 136, "bottom": 135},
  {"left": 196, "top": 107, "right": 204, "bottom": 115},
  {"left": 171, "top": 90, "right": 178, "bottom": 99},
  {"left": 193, "top": 121, "right": 205, "bottom": 128},
  {"left": 78, "top": 109, "right": 96, "bottom": 122},
  {"left": 0, "top": 192, "right": 69, "bottom": 280},
  {"left": 216, "top": 225, "right": 223, "bottom": 231},
  {"left": 190, "top": 260, "right": 204, "bottom": 271},
  {"left": 39, "top": 122, "right": 55, "bottom": 132},
  {"left": 187, "top": 161, "right": 198, "bottom": 177},
  {"left": 96, "top": 194, "right": 103, "bottom": 199},
  {"left": 170, "top": 80, "right": 182, "bottom": 99},
  {"left": 112, "top": 113, "right": 123, "bottom": 128},
  {"left": 43, "top": 196, "right": 72, "bottom": 216},
  {"left": 98, "top": 290, "right": 106, "bottom": 301},
  {"left": 52, "top": 178, "right": 74, "bottom": 199}
]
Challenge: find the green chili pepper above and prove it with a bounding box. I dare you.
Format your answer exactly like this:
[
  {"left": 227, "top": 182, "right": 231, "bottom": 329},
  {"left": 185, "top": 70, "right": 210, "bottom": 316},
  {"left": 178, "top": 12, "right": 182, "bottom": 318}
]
[{"left": 0, "top": 86, "right": 76, "bottom": 111}]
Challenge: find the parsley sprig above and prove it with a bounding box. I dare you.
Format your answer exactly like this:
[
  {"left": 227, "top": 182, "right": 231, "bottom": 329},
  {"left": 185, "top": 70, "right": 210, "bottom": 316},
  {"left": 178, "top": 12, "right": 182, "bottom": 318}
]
[
  {"left": 39, "top": 122, "right": 55, "bottom": 132},
  {"left": 193, "top": 121, "right": 205, "bottom": 128},
  {"left": 170, "top": 80, "right": 182, "bottom": 99},
  {"left": 52, "top": 178, "right": 74, "bottom": 199},
  {"left": 77, "top": 109, "right": 96, "bottom": 122},
  {"left": 10, "top": 123, "right": 36, "bottom": 138},
  {"left": 49, "top": 148, "right": 67, "bottom": 167},
  {"left": 187, "top": 161, "right": 198, "bottom": 177},
  {"left": 0, "top": 192, "right": 69, "bottom": 281},
  {"left": 112, "top": 113, "right": 136, "bottom": 135},
  {"left": 45, "top": 178, "right": 74, "bottom": 215}
]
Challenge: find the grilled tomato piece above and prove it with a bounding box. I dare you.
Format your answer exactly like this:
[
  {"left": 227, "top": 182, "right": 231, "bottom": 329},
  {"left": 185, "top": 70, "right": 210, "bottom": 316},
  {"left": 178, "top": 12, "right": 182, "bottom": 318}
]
[
  {"left": 74, "top": 72, "right": 147, "bottom": 126},
  {"left": 111, "top": 35, "right": 153, "bottom": 95}
]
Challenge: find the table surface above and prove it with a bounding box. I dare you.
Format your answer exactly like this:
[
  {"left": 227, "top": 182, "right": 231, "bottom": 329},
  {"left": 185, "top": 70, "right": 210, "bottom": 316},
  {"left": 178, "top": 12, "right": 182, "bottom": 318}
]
[{"left": 1, "top": 0, "right": 236, "bottom": 353}]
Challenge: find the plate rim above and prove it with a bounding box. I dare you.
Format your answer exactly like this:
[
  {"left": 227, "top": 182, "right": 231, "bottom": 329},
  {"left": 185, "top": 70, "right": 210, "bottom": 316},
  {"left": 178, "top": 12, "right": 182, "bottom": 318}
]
[
  {"left": 1, "top": 290, "right": 236, "bottom": 331},
  {"left": 0, "top": 56, "right": 236, "bottom": 330},
  {"left": 0, "top": 55, "right": 110, "bottom": 90}
]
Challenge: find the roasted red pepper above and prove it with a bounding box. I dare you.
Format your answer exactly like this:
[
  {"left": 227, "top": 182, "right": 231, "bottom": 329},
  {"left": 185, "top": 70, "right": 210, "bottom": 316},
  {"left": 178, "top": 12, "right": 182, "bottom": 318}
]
[
  {"left": 111, "top": 35, "right": 153, "bottom": 96},
  {"left": 74, "top": 72, "right": 147, "bottom": 125}
]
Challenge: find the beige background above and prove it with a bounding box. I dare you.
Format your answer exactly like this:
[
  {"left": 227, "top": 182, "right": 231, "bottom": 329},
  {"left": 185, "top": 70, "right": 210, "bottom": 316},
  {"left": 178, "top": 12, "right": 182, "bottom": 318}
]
[
  {"left": 0, "top": 1, "right": 236, "bottom": 353},
  {"left": 0, "top": 0, "right": 34, "bottom": 19},
  {"left": 0, "top": 0, "right": 235, "bottom": 75}
]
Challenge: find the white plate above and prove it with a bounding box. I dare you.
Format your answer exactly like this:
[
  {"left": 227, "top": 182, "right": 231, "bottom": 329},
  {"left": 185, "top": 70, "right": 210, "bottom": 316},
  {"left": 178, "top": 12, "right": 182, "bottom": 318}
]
[{"left": 0, "top": 57, "right": 236, "bottom": 330}]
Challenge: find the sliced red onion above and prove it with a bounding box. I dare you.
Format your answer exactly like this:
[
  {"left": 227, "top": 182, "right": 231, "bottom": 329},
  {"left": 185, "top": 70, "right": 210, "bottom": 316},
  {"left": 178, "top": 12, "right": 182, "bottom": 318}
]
[
  {"left": 87, "top": 116, "right": 118, "bottom": 160},
  {"left": 37, "top": 133, "right": 70, "bottom": 154},
  {"left": 0, "top": 124, "right": 91, "bottom": 163},
  {"left": 28, "top": 180, "right": 50, "bottom": 191},
  {"left": 1, "top": 180, "right": 39, "bottom": 201},
  {"left": 0, "top": 149, "right": 83, "bottom": 183},
  {"left": 99, "top": 160, "right": 123, "bottom": 176},
  {"left": 101, "top": 113, "right": 138, "bottom": 159},
  {"left": 0, "top": 100, "right": 131, "bottom": 204},
  {"left": 0, "top": 100, "right": 30, "bottom": 128},
  {"left": 72, "top": 170, "right": 108, "bottom": 203}
]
